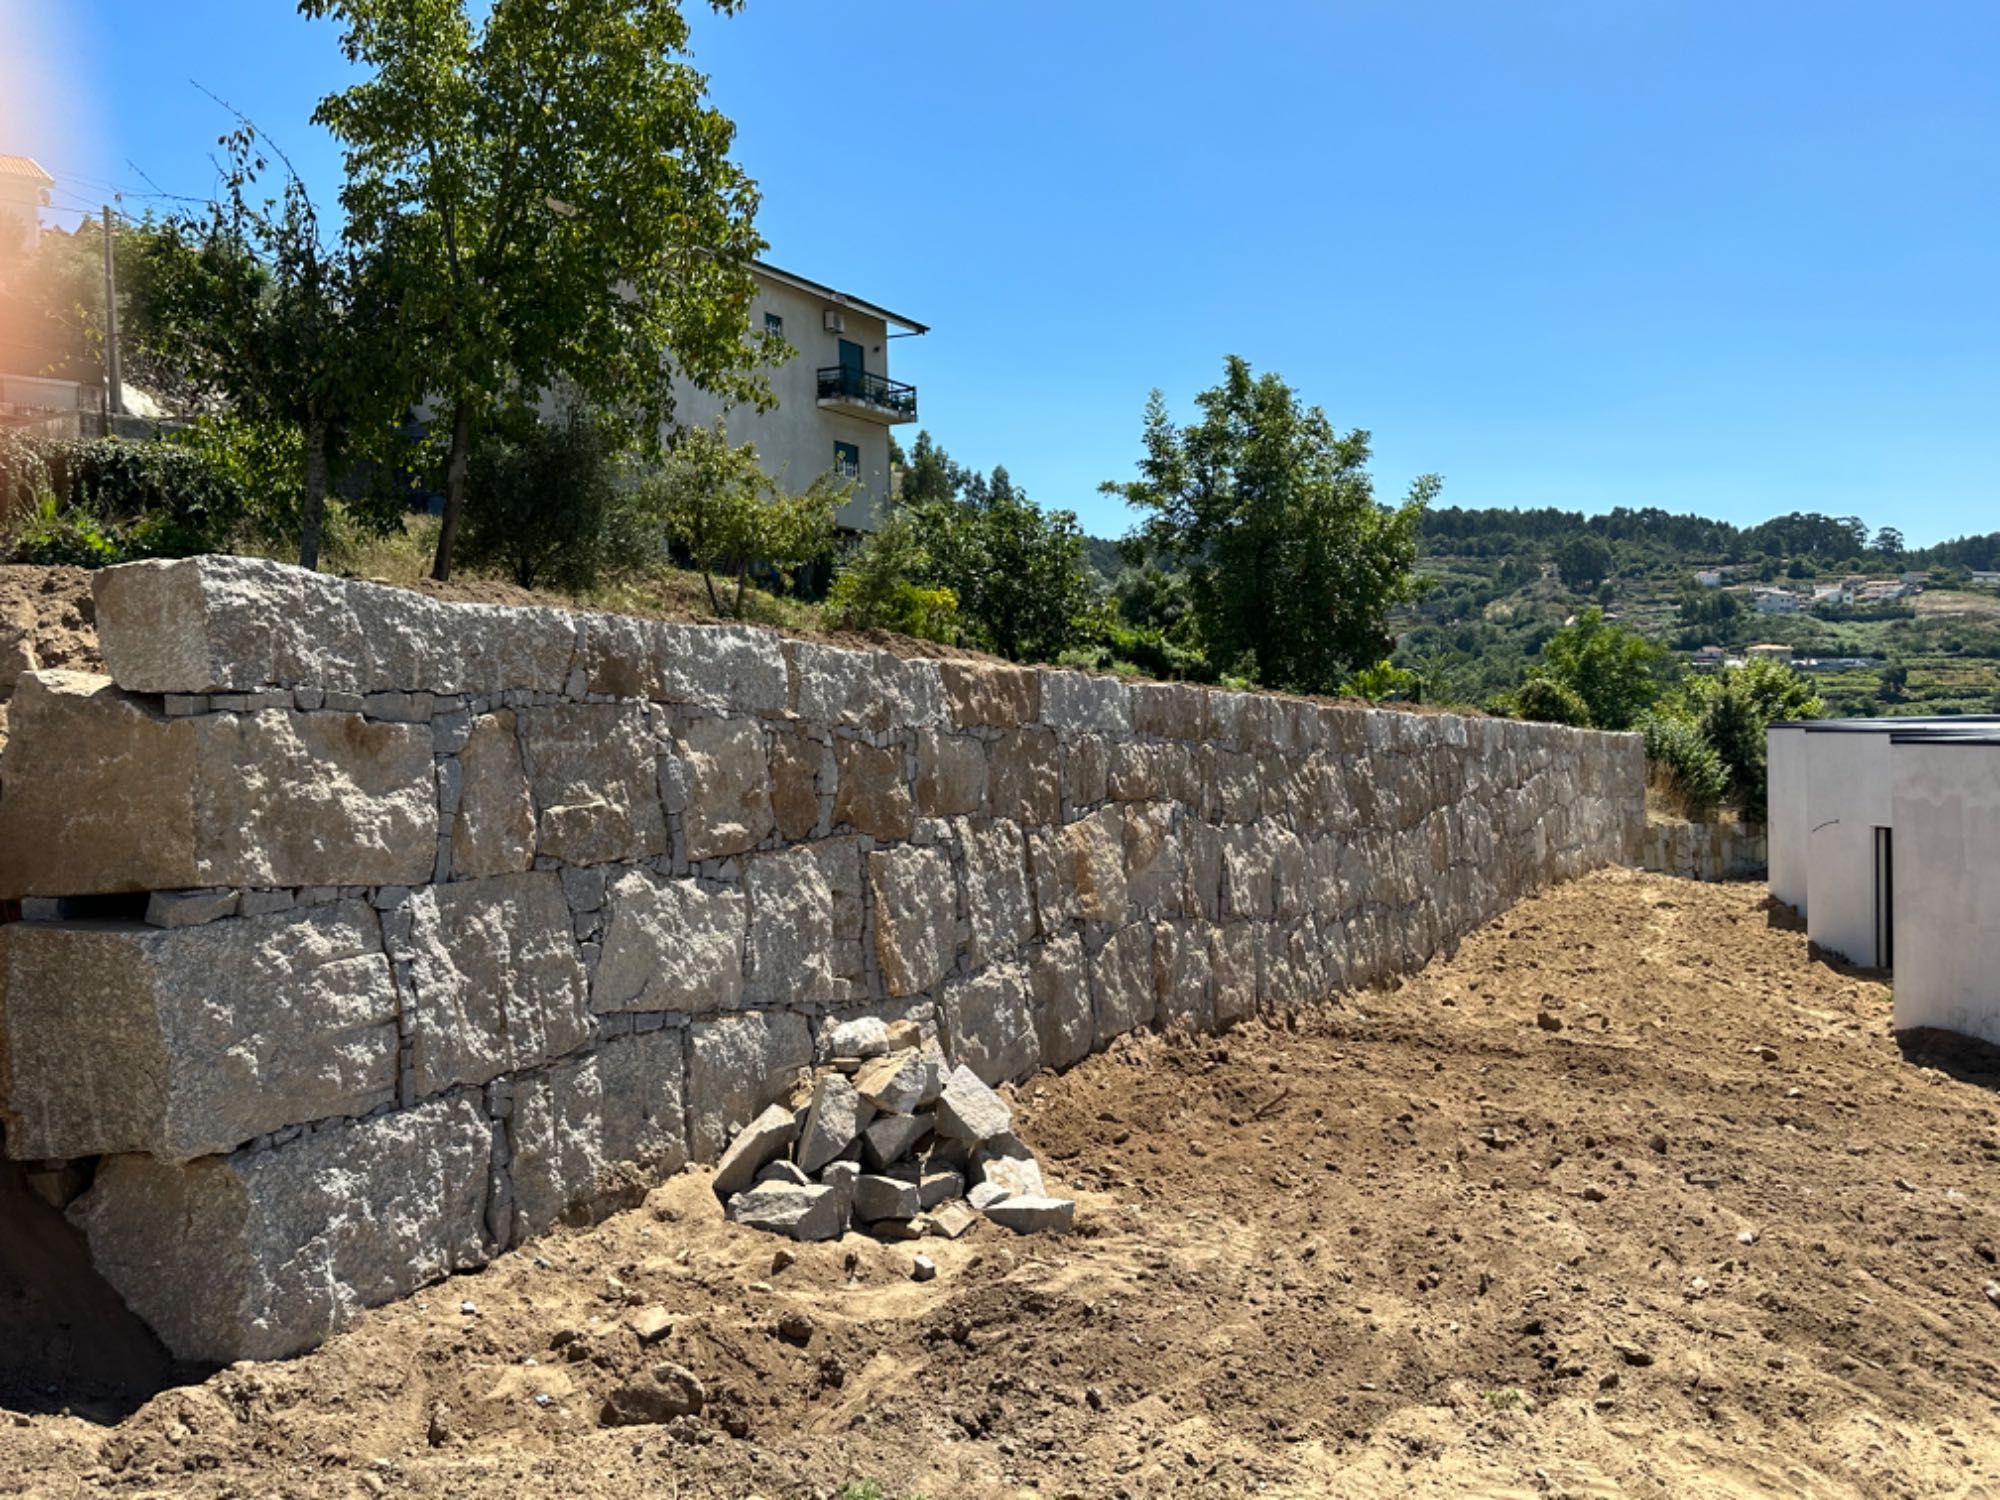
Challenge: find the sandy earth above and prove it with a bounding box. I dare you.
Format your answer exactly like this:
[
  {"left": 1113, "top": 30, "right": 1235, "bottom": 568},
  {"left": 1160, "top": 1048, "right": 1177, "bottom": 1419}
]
[{"left": 6, "top": 869, "right": 2000, "bottom": 1498}]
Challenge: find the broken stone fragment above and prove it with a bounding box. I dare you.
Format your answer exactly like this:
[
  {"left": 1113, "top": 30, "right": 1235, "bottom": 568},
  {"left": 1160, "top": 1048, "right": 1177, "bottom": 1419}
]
[
  {"left": 819, "top": 1160, "right": 859, "bottom": 1233},
  {"left": 626, "top": 1307, "right": 672, "bottom": 1344},
  {"left": 827, "top": 1016, "right": 892, "bottom": 1059},
  {"left": 711, "top": 1103, "right": 802, "bottom": 1201},
  {"left": 912, "top": 1253, "right": 939, "bottom": 1282},
  {"left": 968, "top": 1180, "right": 1012, "bottom": 1211},
  {"left": 862, "top": 1110, "right": 933, "bottom": 1171},
  {"left": 756, "top": 1160, "right": 811, "bottom": 1187},
  {"left": 852, "top": 1049, "right": 933, "bottom": 1115},
  {"left": 928, "top": 1201, "right": 978, "bottom": 1239},
  {"left": 852, "top": 1172, "right": 922, "bottom": 1224},
  {"left": 981, "top": 1195, "right": 1076, "bottom": 1235},
  {"left": 973, "top": 1147, "right": 1046, "bottom": 1201},
  {"left": 725, "top": 1182, "right": 843, "bottom": 1242},
  {"left": 601, "top": 1362, "right": 706, "bottom": 1426},
  {"left": 797, "top": 1074, "right": 872, "bottom": 1175},
  {"left": 917, "top": 1164, "right": 966, "bottom": 1210},
  {"left": 933, "top": 1065, "right": 1013, "bottom": 1149}
]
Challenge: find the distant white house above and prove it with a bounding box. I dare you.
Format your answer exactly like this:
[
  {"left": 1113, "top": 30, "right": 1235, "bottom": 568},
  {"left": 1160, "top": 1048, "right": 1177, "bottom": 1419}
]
[
  {"left": 1745, "top": 643, "right": 1795, "bottom": 664},
  {"left": 1812, "top": 582, "right": 1849, "bottom": 607},
  {"left": 1755, "top": 589, "right": 1802, "bottom": 615},
  {"left": 0, "top": 154, "right": 52, "bottom": 256},
  {"left": 663, "top": 261, "right": 927, "bottom": 534},
  {"left": 1694, "top": 569, "right": 1724, "bottom": 588},
  {"left": 1972, "top": 571, "right": 2000, "bottom": 587}
]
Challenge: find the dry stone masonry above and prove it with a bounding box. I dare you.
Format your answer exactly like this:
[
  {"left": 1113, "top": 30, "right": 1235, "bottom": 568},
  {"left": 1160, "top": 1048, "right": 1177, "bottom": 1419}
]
[{"left": 0, "top": 556, "right": 1643, "bottom": 1364}]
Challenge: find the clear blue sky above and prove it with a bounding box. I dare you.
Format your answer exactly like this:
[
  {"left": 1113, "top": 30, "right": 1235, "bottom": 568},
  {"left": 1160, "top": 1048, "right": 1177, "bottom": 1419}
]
[{"left": 7, "top": 0, "right": 1997, "bottom": 545}]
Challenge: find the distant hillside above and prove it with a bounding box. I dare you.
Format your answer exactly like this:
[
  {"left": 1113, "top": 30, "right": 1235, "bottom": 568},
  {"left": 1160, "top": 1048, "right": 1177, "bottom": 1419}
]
[
  {"left": 1398, "top": 507, "right": 2000, "bottom": 715},
  {"left": 1085, "top": 505, "right": 2000, "bottom": 716}
]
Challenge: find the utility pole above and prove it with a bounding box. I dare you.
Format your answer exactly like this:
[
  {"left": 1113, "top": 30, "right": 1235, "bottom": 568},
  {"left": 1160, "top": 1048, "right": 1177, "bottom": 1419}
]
[{"left": 101, "top": 205, "right": 125, "bottom": 420}]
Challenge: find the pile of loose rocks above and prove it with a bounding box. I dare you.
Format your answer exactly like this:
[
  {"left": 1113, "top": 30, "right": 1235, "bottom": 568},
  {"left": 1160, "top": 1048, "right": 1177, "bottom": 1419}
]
[{"left": 714, "top": 1016, "right": 1074, "bottom": 1242}]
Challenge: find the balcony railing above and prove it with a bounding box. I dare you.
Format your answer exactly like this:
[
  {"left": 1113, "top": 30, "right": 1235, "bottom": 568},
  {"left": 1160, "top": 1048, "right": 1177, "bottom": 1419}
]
[{"left": 816, "top": 366, "right": 918, "bottom": 419}]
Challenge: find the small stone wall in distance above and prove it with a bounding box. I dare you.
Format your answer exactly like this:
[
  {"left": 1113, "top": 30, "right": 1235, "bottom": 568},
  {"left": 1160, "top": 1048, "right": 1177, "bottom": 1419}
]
[
  {"left": 0, "top": 556, "right": 1646, "bottom": 1363},
  {"left": 1639, "top": 818, "right": 1767, "bottom": 882}
]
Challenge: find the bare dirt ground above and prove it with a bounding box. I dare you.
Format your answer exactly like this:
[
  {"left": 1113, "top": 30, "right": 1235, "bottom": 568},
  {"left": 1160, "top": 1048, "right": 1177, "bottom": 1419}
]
[{"left": 7, "top": 869, "right": 2000, "bottom": 1498}]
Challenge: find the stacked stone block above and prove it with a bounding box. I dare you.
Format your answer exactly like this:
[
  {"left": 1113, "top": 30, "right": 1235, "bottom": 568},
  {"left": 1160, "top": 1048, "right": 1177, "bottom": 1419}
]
[{"left": 0, "top": 556, "right": 1644, "bottom": 1363}]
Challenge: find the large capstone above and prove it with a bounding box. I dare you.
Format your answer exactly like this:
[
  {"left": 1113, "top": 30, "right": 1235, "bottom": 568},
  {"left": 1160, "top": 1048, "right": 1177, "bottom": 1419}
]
[{"left": 92, "top": 554, "right": 576, "bottom": 696}]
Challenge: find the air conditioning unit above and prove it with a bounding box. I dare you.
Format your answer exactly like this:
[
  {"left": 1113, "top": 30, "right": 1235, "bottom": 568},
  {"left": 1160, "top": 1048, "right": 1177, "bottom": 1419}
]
[{"left": 823, "top": 310, "right": 846, "bottom": 335}]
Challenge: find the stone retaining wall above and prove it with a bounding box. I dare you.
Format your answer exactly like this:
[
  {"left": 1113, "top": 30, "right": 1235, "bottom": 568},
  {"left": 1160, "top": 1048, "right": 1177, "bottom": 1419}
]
[
  {"left": 0, "top": 556, "right": 1645, "bottom": 1363},
  {"left": 1639, "top": 818, "right": 1767, "bottom": 882}
]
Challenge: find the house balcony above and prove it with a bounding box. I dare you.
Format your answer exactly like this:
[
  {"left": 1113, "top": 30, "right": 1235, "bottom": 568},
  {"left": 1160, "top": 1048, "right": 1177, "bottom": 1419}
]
[{"left": 816, "top": 367, "right": 918, "bottom": 425}]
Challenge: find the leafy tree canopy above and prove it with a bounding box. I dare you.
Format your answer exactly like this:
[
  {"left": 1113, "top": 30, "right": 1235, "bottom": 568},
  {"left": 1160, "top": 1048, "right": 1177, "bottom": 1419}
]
[
  {"left": 302, "top": 0, "right": 771, "bottom": 580},
  {"left": 1102, "top": 356, "right": 1436, "bottom": 694},
  {"left": 1529, "top": 607, "right": 1677, "bottom": 730}
]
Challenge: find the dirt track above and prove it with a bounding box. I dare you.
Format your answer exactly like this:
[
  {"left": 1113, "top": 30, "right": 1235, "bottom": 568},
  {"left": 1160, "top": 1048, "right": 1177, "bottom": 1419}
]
[{"left": 7, "top": 869, "right": 2000, "bottom": 1498}]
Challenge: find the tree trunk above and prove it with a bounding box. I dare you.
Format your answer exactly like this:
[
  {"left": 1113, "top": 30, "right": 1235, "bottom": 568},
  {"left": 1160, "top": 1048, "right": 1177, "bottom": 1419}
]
[
  {"left": 733, "top": 561, "right": 748, "bottom": 620},
  {"left": 700, "top": 568, "right": 721, "bottom": 615},
  {"left": 298, "top": 414, "right": 330, "bottom": 573},
  {"left": 431, "top": 401, "right": 474, "bottom": 583}
]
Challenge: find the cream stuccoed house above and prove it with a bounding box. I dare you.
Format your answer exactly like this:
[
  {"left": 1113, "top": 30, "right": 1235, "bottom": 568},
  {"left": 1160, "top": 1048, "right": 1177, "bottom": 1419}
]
[{"left": 667, "top": 260, "right": 927, "bottom": 534}]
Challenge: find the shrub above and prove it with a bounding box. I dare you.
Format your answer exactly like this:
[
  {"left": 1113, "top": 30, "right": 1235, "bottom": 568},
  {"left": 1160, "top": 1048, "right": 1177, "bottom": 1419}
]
[
  {"left": 1513, "top": 674, "right": 1592, "bottom": 727},
  {"left": 458, "top": 410, "right": 649, "bottom": 593},
  {"left": 1680, "top": 658, "right": 1823, "bottom": 819},
  {"left": 1639, "top": 709, "right": 1729, "bottom": 815},
  {"left": 824, "top": 511, "right": 958, "bottom": 641},
  {"left": 653, "top": 422, "right": 842, "bottom": 618},
  {"left": 7, "top": 492, "right": 124, "bottom": 568},
  {"left": 1, "top": 429, "right": 254, "bottom": 564}
]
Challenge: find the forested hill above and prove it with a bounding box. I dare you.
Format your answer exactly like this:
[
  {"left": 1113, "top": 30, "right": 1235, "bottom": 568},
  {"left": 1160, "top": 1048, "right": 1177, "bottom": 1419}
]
[
  {"left": 1394, "top": 506, "right": 2000, "bottom": 717},
  {"left": 1421, "top": 505, "right": 2000, "bottom": 572}
]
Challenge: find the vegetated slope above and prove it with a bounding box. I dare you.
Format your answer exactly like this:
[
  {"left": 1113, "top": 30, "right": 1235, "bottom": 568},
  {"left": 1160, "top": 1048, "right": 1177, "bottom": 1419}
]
[
  {"left": 6, "top": 870, "right": 2000, "bottom": 1498},
  {"left": 1389, "top": 509, "right": 2000, "bottom": 715}
]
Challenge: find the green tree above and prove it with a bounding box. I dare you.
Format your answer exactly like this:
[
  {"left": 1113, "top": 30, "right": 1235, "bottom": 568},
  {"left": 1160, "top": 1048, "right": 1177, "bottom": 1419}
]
[
  {"left": 1554, "top": 533, "right": 1612, "bottom": 592},
  {"left": 1532, "top": 607, "right": 1676, "bottom": 730},
  {"left": 912, "top": 466, "right": 1094, "bottom": 662},
  {"left": 1103, "top": 356, "right": 1436, "bottom": 693},
  {"left": 303, "top": 0, "right": 772, "bottom": 580},
  {"left": 822, "top": 511, "right": 960, "bottom": 642},
  {"left": 652, "top": 422, "right": 840, "bottom": 618},
  {"left": 1879, "top": 662, "right": 1910, "bottom": 699},
  {"left": 139, "top": 118, "right": 403, "bottom": 568},
  {"left": 1680, "top": 658, "right": 1823, "bottom": 818}
]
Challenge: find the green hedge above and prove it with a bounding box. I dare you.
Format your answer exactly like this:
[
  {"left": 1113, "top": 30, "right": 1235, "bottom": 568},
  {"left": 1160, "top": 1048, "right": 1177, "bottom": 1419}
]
[{"left": 0, "top": 430, "right": 253, "bottom": 565}]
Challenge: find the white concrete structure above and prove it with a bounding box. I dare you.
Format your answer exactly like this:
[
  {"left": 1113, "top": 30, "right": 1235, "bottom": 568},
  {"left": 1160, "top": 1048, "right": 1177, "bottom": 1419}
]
[
  {"left": 1694, "top": 569, "right": 1724, "bottom": 588},
  {"left": 1801, "top": 725, "right": 1900, "bottom": 967},
  {"left": 1891, "top": 732, "right": 2000, "bottom": 1041},
  {"left": 0, "top": 155, "right": 52, "bottom": 256},
  {"left": 1769, "top": 716, "right": 2000, "bottom": 964},
  {"left": 1765, "top": 723, "right": 1811, "bottom": 914},
  {"left": 665, "top": 262, "right": 926, "bottom": 533},
  {"left": 1756, "top": 590, "right": 1802, "bottom": 614}
]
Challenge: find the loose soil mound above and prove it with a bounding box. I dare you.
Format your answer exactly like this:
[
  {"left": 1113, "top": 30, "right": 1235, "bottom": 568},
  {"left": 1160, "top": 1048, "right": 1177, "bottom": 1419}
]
[
  {"left": 5, "top": 870, "right": 1998, "bottom": 1497},
  {"left": 0, "top": 565, "right": 100, "bottom": 748}
]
